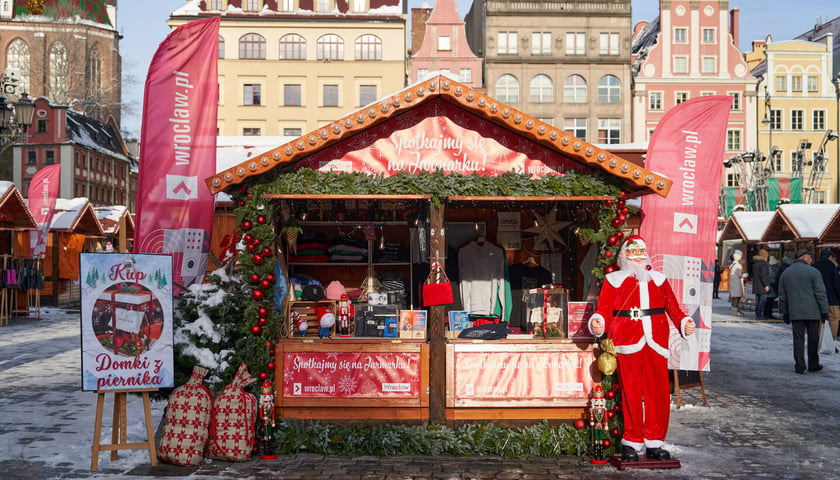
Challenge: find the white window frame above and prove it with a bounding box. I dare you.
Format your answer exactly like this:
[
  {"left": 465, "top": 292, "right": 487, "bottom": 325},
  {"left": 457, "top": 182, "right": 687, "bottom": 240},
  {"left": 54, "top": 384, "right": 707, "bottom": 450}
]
[
  {"left": 726, "top": 129, "right": 741, "bottom": 151},
  {"left": 702, "top": 28, "right": 715, "bottom": 44},
  {"left": 648, "top": 91, "right": 662, "bottom": 111},
  {"left": 564, "top": 117, "right": 587, "bottom": 141},
  {"left": 529, "top": 74, "right": 553, "bottom": 103},
  {"left": 675, "top": 91, "right": 688, "bottom": 104},
  {"left": 813, "top": 109, "right": 826, "bottom": 130},
  {"left": 701, "top": 56, "right": 716, "bottom": 74},
  {"left": 728, "top": 91, "right": 741, "bottom": 111},
  {"left": 807, "top": 75, "right": 819, "bottom": 92},
  {"left": 674, "top": 27, "right": 688, "bottom": 43},
  {"left": 459, "top": 68, "right": 472, "bottom": 84},
  {"left": 791, "top": 109, "right": 804, "bottom": 130},
  {"left": 673, "top": 56, "right": 688, "bottom": 73},
  {"left": 565, "top": 32, "right": 585, "bottom": 55},
  {"left": 498, "top": 32, "right": 518, "bottom": 54},
  {"left": 599, "top": 32, "right": 619, "bottom": 55},
  {"left": 597, "top": 118, "right": 621, "bottom": 144},
  {"left": 531, "top": 32, "right": 551, "bottom": 55},
  {"left": 495, "top": 74, "right": 520, "bottom": 103},
  {"left": 564, "top": 74, "right": 587, "bottom": 103}
]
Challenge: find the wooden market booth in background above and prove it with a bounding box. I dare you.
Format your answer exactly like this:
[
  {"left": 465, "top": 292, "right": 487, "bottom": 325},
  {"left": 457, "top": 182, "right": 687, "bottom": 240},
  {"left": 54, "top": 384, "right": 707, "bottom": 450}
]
[
  {"left": 16, "top": 198, "right": 104, "bottom": 308},
  {"left": 760, "top": 204, "right": 840, "bottom": 259},
  {"left": 0, "top": 182, "right": 37, "bottom": 325},
  {"left": 206, "top": 75, "right": 673, "bottom": 425},
  {"left": 93, "top": 206, "right": 135, "bottom": 253},
  {"left": 716, "top": 211, "right": 775, "bottom": 291}
]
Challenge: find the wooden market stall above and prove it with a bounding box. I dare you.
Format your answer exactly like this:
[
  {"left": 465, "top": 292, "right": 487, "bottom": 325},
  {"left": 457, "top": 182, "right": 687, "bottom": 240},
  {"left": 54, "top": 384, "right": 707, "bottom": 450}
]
[
  {"left": 717, "top": 211, "right": 775, "bottom": 291},
  {"left": 0, "top": 182, "right": 37, "bottom": 325},
  {"left": 205, "top": 75, "right": 673, "bottom": 424},
  {"left": 93, "top": 205, "right": 135, "bottom": 253},
  {"left": 761, "top": 204, "right": 840, "bottom": 259},
  {"left": 16, "top": 198, "right": 104, "bottom": 307}
]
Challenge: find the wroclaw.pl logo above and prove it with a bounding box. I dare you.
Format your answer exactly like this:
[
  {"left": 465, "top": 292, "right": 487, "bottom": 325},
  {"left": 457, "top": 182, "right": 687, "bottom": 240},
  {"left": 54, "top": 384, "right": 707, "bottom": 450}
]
[{"left": 293, "top": 383, "right": 302, "bottom": 395}]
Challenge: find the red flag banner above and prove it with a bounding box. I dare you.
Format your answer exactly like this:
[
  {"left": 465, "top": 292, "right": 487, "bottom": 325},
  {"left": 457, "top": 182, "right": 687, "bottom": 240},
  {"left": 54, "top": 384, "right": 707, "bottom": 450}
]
[
  {"left": 640, "top": 96, "right": 732, "bottom": 372},
  {"left": 134, "top": 16, "right": 220, "bottom": 289},
  {"left": 27, "top": 163, "right": 61, "bottom": 256}
]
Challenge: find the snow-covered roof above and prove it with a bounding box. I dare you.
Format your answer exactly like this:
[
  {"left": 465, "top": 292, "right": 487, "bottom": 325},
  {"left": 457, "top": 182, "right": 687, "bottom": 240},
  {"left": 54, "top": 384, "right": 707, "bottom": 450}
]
[
  {"left": 66, "top": 111, "right": 129, "bottom": 162},
  {"left": 762, "top": 204, "right": 840, "bottom": 242},
  {"left": 93, "top": 205, "right": 133, "bottom": 237},
  {"left": 718, "top": 211, "right": 775, "bottom": 243},
  {"left": 0, "top": 181, "right": 36, "bottom": 230},
  {"left": 48, "top": 197, "right": 103, "bottom": 234},
  {"left": 172, "top": 0, "right": 402, "bottom": 17}
]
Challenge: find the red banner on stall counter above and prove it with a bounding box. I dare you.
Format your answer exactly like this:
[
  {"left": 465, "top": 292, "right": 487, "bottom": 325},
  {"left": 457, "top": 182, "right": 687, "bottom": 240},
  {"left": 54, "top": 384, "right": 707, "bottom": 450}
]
[
  {"left": 27, "top": 163, "right": 61, "bottom": 257},
  {"left": 452, "top": 351, "right": 594, "bottom": 400},
  {"left": 640, "top": 96, "right": 731, "bottom": 373},
  {"left": 134, "top": 16, "right": 219, "bottom": 290},
  {"left": 283, "top": 352, "right": 421, "bottom": 398}
]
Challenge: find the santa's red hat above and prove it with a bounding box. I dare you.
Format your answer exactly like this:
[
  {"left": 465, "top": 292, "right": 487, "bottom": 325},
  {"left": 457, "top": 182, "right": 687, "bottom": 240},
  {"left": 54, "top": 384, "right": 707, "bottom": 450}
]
[{"left": 620, "top": 235, "right": 646, "bottom": 254}]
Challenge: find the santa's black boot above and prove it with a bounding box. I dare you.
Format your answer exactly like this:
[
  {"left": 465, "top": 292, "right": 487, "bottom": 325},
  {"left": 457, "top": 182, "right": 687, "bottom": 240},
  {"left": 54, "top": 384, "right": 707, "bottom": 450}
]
[
  {"left": 621, "top": 446, "right": 639, "bottom": 462},
  {"left": 645, "top": 447, "right": 671, "bottom": 461}
]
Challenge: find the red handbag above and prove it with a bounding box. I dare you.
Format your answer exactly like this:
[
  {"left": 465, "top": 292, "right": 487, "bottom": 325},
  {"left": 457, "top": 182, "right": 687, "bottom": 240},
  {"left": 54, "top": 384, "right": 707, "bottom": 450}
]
[{"left": 422, "top": 262, "right": 453, "bottom": 306}]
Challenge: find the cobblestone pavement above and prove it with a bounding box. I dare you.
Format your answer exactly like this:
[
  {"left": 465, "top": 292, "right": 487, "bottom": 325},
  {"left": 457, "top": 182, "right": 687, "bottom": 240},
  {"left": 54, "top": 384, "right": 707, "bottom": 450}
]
[{"left": 2, "top": 297, "right": 839, "bottom": 479}]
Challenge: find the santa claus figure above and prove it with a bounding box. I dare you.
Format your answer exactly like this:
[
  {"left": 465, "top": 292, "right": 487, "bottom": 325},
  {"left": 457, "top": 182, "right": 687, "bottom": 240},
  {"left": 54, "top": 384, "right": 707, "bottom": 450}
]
[{"left": 589, "top": 235, "right": 695, "bottom": 462}]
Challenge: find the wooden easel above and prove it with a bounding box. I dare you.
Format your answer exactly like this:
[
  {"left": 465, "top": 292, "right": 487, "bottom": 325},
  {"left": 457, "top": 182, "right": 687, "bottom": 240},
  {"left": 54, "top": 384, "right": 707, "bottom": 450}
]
[
  {"left": 90, "top": 388, "right": 158, "bottom": 472},
  {"left": 672, "top": 369, "right": 707, "bottom": 408}
]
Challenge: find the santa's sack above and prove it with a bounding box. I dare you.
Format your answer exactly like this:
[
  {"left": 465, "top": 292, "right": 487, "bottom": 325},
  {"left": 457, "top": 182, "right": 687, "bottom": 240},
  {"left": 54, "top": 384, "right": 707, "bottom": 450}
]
[
  {"left": 157, "top": 366, "right": 214, "bottom": 466},
  {"left": 206, "top": 363, "right": 258, "bottom": 462}
]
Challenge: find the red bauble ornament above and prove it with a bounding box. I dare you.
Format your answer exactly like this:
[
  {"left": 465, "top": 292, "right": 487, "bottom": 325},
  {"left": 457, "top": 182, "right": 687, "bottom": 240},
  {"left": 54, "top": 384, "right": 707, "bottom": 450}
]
[
  {"left": 604, "top": 251, "right": 613, "bottom": 259},
  {"left": 239, "top": 186, "right": 248, "bottom": 194},
  {"left": 266, "top": 274, "right": 276, "bottom": 283},
  {"left": 258, "top": 372, "right": 269, "bottom": 381},
  {"left": 603, "top": 439, "right": 612, "bottom": 448},
  {"left": 613, "top": 383, "right": 620, "bottom": 391},
  {"left": 264, "top": 341, "right": 272, "bottom": 348},
  {"left": 250, "top": 273, "right": 260, "bottom": 284},
  {"left": 607, "top": 235, "right": 618, "bottom": 246},
  {"left": 267, "top": 361, "right": 275, "bottom": 370},
  {"left": 620, "top": 191, "right": 626, "bottom": 199},
  {"left": 246, "top": 193, "right": 253, "bottom": 199},
  {"left": 246, "top": 244, "right": 257, "bottom": 253},
  {"left": 615, "top": 231, "right": 624, "bottom": 240},
  {"left": 252, "top": 289, "right": 265, "bottom": 301},
  {"left": 241, "top": 220, "right": 253, "bottom": 231},
  {"left": 573, "top": 418, "right": 586, "bottom": 430},
  {"left": 257, "top": 215, "right": 267, "bottom": 224},
  {"left": 269, "top": 348, "right": 275, "bottom": 356},
  {"left": 605, "top": 390, "right": 615, "bottom": 400},
  {"left": 258, "top": 317, "right": 268, "bottom": 326},
  {"left": 261, "top": 247, "right": 272, "bottom": 257},
  {"left": 613, "top": 404, "right": 621, "bottom": 412},
  {"left": 610, "top": 427, "right": 620, "bottom": 437},
  {"left": 260, "top": 279, "right": 272, "bottom": 290},
  {"left": 251, "top": 325, "right": 262, "bottom": 335},
  {"left": 607, "top": 410, "right": 615, "bottom": 420},
  {"left": 617, "top": 214, "right": 626, "bottom": 223},
  {"left": 605, "top": 265, "right": 616, "bottom": 274},
  {"left": 611, "top": 218, "right": 622, "bottom": 228},
  {"left": 238, "top": 200, "right": 245, "bottom": 207},
  {"left": 252, "top": 254, "right": 265, "bottom": 265},
  {"left": 243, "top": 234, "right": 254, "bottom": 244},
  {"left": 259, "top": 307, "right": 269, "bottom": 317},
  {"left": 622, "top": 207, "right": 629, "bottom": 215},
  {"left": 605, "top": 200, "right": 614, "bottom": 207},
  {"left": 253, "top": 238, "right": 261, "bottom": 246}
]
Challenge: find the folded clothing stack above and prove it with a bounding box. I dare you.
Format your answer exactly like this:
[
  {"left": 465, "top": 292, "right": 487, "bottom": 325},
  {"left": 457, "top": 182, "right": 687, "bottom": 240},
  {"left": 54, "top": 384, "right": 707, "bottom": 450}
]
[{"left": 329, "top": 236, "right": 368, "bottom": 262}]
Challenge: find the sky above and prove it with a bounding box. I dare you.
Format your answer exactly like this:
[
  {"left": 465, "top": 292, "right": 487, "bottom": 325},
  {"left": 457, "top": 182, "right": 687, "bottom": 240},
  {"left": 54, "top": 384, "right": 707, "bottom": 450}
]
[{"left": 117, "top": 0, "right": 840, "bottom": 140}]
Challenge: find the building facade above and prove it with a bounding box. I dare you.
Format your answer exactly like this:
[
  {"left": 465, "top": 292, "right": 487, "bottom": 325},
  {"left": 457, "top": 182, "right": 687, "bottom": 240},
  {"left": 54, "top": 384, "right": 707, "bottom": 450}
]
[
  {"left": 168, "top": 0, "right": 407, "bottom": 137},
  {"left": 465, "top": 0, "right": 633, "bottom": 143},
  {"left": 632, "top": 1, "right": 755, "bottom": 197},
  {"left": 408, "top": 0, "right": 482, "bottom": 89},
  {"left": 751, "top": 35, "right": 837, "bottom": 204},
  {"left": 13, "top": 97, "right": 137, "bottom": 211},
  {"left": 0, "top": 0, "right": 122, "bottom": 124}
]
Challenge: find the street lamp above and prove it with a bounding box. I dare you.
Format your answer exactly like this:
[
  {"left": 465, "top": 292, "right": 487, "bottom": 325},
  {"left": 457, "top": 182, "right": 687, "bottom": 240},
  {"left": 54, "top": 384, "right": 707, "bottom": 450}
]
[{"left": 0, "top": 91, "right": 35, "bottom": 150}]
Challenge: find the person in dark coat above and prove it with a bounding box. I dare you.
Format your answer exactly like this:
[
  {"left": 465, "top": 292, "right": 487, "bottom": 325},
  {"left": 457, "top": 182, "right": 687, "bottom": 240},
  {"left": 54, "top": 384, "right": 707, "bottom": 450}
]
[
  {"left": 778, "top": 248, "right": 829, "bottom": 374},
  {"left": 751, "top": 249, "right": 771, "bottom": 320},
  {"left": 813, "top": 249, "right": 840, "bottom": 338}
]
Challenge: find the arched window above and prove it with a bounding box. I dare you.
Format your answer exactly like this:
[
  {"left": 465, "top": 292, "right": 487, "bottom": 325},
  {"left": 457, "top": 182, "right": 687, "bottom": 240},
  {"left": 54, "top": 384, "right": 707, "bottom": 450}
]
[
  {"left": 598, "top": 75, "right": 621, "bottom": 103},
  {"left": 6, "top": 39, "right": 30, "bottom": 93},
  {"left": 495, "top": 74, "right": 519, "bottom": 103},
  {"left": 529, "top": 74, "right": 553, "bottom": 103},
  {"left": 355, "top": 34, "right": 382, "bottom": 61},
  {"left": 218, "top": 35, "right": 225, "bottom": 59},
  {"left": 86, "top": 45, "right": 101, "bottom": 100},
  {"left": 239, "top": 33, "right": 266, "bottom": 59},
  {"left": 279, "top": 34, "right": 306, "bottom": 60},
  {"left": 49, "top": 41, "right": 68, "bottom": 102},
  {"left": 563, "top": 74, "right": 587, "bottom": 103},
  {"left": 317, "top": 34, "right": 344, "bottom": 61}
]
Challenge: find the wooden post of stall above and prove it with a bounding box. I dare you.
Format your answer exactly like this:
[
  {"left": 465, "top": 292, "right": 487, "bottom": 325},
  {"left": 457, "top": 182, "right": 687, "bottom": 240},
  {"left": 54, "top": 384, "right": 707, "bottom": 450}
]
[
  {"left": 428, "top": 201, "right": 446, "bottom": 423},
  {"left": 119, "top": 214, "right": 127, "bottom": 252}
]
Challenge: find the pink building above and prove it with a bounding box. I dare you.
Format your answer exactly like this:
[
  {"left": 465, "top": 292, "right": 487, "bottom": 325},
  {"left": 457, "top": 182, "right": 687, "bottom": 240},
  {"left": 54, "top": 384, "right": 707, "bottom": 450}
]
[
  {"left": 632, "top": 1, "right": 756, "bottom": 165},
  {"left": 408, "top": 0, "right": 482, "bottom": 88}
]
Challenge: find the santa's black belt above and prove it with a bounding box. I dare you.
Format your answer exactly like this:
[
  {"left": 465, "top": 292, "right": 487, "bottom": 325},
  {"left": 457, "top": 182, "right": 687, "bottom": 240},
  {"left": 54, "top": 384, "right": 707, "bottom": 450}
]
[{"left": 613, "top": 308, "right": 665, "bottom": 317}]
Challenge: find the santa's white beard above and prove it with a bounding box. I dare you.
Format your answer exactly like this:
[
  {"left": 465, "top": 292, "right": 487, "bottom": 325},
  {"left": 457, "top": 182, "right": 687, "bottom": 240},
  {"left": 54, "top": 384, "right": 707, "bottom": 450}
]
[{"left": 618, "top": 255, "right": 652, "bottom": 282}]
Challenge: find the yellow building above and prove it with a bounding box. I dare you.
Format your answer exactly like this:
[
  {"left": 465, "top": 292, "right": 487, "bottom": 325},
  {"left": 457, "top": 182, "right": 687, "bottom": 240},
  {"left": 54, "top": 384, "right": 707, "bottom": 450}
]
[
  {"left": 751, "top": 33, "right": 839, "bottom": 203},
  {"left": 168, "top": 1, "right": 406, "bottom": 137}
]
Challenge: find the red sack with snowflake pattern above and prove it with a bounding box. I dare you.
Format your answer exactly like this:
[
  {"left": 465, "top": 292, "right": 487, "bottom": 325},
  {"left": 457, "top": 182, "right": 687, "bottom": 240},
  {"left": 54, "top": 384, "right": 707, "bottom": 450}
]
[
  {"left": 206, "top": 363, "right": 257, "bottom": 462},
  {"left": 157, "top": 366, "right": 214, "bottom": 465}
]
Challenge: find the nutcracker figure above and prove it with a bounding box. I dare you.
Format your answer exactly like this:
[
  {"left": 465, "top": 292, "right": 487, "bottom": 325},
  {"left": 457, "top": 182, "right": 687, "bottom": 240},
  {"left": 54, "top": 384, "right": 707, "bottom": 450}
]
[
  {"left": 338, "top": 294, "right": 353, "bottom": 337},
  {"left": 259, "top": 381, "right": 277, "bottom": 460},
  {"left": 590, "top": 384, "right": 609, "bottom": 464}
]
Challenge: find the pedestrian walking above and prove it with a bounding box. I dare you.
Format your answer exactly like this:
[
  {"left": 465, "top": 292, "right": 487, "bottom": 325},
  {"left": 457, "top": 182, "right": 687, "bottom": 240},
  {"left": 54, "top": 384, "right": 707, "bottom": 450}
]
[
  {"left": 751, "top": 249, "right": 770, "bottom": 320},
  {"left": 813, "top": 249, "right": 840, "bottom": 338},
  {"left": 765, "top": 255, "right": 779, "bottom": 319},
  {"left": 713, "top": 262, "right": 721, "bottom": 299},
  {"left": 778, "top": 248, "right": 829, "bottom": 374},
  {"left": 729, "top": 250, "right": 745, "bottom": 317}
]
